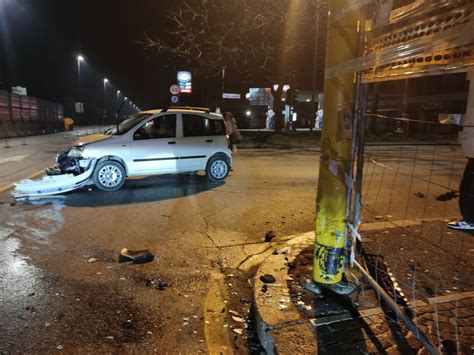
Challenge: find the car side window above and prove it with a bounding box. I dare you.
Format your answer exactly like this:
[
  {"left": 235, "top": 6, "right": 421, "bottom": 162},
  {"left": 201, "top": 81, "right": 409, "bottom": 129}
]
[
  {"left": 134, "top": 114, "right": 176, "bottom": 140},
  {"left": 182, "top": 114, "right": 225, "bottom": 137}
]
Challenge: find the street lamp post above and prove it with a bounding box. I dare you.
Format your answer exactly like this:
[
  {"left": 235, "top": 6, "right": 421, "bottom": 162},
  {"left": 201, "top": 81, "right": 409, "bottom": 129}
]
[
  {"left": 76, "top": 55, "right": 85, "bottom": 118},
  {"left": 77, "top": 55, "right": 84, "bottom": 99},
  {"left": 102, "top": 78, "right": 108, "bottom": 124}
]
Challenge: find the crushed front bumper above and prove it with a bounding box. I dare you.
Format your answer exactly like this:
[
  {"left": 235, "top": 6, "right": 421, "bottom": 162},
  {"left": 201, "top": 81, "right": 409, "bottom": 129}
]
[{"left": 12, "top": 159, "right": 97, "bottom": 198}]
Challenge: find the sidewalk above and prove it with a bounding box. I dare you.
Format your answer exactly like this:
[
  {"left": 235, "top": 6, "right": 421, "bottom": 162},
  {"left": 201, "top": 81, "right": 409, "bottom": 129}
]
[{"left": 253, "top": 226, "right": 474, "bottom": 354}]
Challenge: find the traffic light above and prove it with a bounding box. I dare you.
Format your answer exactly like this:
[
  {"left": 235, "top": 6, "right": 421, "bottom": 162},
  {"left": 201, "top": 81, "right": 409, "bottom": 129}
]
[
  {"left": 286, "top": 88, "right": 294, "bottom": 105},
  {"left": 285, "top": 88, "right": 298, "bottom": 105}
]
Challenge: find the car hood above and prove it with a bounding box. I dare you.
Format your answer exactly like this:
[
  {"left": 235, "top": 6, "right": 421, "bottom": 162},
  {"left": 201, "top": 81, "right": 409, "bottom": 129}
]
[{"left": 75, "top": 134, "right": 113, "bottom": 146}]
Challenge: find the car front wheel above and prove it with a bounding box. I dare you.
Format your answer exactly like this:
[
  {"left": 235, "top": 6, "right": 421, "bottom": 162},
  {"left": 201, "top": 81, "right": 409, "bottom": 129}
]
[
  {"left": 206, "top": 156, "right": 229, "bottom": 182},
  {"left": 93, "top": 160, "right": 126, "bottom": 191}
]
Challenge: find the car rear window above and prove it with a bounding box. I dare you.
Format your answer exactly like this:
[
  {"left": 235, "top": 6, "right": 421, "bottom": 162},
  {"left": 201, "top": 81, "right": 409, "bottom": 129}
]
[{"left": 182, "top": 114, "right": 225, "bottom": 137}]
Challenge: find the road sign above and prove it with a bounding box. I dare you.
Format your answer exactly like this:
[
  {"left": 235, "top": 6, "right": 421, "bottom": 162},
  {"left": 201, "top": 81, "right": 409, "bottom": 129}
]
[
  {"left": 170, "top": 85, "right": 180, "bottom": 95},
  {"left": 171, "top": 95, "right": 179, "bottom": 104},
  {"left": 177, "top": 71, "right": 192, "bottom": 94},
  {"left": 223, "top": 93, "right": 241, "bottom": 99}
]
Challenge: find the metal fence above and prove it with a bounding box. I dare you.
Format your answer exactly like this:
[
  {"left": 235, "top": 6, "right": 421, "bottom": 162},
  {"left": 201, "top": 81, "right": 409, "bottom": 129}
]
[
  {"left": 348, "top": 113, "right": 472, "bottom": 353},
  {"left": 0, "top": 90, "right": 64, "bottom": 138}
]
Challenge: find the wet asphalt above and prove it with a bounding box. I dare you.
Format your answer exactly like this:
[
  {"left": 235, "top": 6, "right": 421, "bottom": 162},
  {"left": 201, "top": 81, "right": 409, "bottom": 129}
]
[
  {"left": 0, "top": 149, "right": 320, "bottom": 353},
  {"left": 0, "top": 143, "right": 468, "bottom": 352}
]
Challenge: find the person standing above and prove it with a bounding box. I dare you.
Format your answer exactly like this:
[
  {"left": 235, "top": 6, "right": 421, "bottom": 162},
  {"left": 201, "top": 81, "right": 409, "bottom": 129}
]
[
  {"left": 224, "top": 112, "right": 241, "bottom": 152},
  {"left": 448, "top": 71, "right": 474, "bottom": 231}
]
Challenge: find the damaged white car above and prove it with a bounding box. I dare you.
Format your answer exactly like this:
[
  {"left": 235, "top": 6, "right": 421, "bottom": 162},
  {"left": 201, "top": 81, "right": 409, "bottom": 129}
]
[{"left": 14, "top": 107, "right": 233, "bottom": 197}]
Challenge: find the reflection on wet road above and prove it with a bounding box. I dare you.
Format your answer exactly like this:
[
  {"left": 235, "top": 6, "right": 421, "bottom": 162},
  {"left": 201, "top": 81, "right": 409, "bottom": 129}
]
[{"left": 0, "top": 201, "right": 65, "bottom": 351}]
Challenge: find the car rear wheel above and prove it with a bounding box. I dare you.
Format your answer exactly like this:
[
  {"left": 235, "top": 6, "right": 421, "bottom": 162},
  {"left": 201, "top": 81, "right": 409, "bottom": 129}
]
[
  {"left": 206, "top": 156, "right": 229, "bottom": 182},
  {"left": 93, "top": 160, "right": 125, "bottom": 191}
]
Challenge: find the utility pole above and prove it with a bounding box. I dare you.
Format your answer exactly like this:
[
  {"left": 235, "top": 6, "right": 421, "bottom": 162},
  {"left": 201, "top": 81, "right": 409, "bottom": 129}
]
[
  {"left": 313, "top": 0, "right": 358, "bottom": 293},
  {"left": 310, "top": 0, "right": 321, "bottom": 132}
]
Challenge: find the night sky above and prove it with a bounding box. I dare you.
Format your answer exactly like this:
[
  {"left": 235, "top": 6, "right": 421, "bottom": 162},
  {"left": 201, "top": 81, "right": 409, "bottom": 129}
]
[{"left": 0, "top": 0, "right": 206, "bottom": 116}]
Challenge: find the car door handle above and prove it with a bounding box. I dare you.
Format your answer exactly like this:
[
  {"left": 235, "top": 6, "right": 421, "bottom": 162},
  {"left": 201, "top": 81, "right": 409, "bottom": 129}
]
[
  {"left": 206, "top": 139, "right": 213, "bottom": 143},
  {"left": 168, "top": 141, "right": 176, "bottom": 144}
]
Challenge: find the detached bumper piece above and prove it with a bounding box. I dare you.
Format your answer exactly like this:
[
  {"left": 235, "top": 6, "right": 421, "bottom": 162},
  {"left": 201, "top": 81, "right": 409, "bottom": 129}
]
[{"left": 12, "top": 161, "right": 96, "bottom": 198}]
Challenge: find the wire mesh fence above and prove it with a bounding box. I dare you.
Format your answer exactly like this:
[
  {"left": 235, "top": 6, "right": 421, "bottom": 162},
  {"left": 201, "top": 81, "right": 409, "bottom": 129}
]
[{"left": 350, "top": 114, "right": 474, "bottom": 353}]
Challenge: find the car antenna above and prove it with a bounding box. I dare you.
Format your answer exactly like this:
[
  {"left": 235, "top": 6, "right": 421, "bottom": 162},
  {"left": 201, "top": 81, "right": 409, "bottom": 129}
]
[{"left": 116, "top": 100, "right": 126, "bottom": 133}]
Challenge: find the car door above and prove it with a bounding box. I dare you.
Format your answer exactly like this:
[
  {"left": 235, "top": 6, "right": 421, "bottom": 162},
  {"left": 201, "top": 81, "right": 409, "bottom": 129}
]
[
  {"left": 175, "top": 113, "right": 218, "bottom": 172},
  {"left": 128, "top": 114, "right": 178, "bottom": 174}
]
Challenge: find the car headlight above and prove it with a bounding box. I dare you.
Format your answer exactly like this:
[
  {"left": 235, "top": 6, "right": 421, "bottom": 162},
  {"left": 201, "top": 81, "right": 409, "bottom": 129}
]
[{"left": 68, "top": 146, "right": 85, "bottom": 158}]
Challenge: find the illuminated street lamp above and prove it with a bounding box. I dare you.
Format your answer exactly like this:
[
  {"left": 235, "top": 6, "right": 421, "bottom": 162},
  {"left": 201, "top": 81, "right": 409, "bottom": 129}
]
[
  {"left": 102, "top": 78, "right": 109, "bottom": 122},
  {"left": 77, "top": 54, "right": 85, "bottom": 101}
]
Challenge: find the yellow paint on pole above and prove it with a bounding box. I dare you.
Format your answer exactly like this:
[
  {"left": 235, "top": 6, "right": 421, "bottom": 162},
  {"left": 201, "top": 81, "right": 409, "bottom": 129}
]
[{"left": 314, "top": 0, "right": 359, "bottom": 284}]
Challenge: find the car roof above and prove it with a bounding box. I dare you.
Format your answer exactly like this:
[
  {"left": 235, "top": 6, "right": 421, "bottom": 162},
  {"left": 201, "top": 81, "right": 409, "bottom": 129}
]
[{"left": 141, "top": 108, "right": 223, "bottom": 119}]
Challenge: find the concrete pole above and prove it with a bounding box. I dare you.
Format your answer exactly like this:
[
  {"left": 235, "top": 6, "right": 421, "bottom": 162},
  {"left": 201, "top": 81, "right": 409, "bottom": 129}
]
[{"left": 313, "top": 0, "right": 359, "bottom": 286}]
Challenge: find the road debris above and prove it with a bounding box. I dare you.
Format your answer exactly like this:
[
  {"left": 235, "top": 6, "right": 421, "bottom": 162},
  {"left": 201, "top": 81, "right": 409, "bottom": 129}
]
[
  {"left": 264, "top": 231, "right": 275, "bottom": 242},
  {"left": 436, "top": 190, "right": 458, "bottom": 201},
  {"left": 259, "top": 274, "right": 276, "bottom": 283},
  {"left": 233, "top": 328, "right": 244, "bottom": 335},
  {"left": 87, "top": 257, "right": 97, "bottom": 263},
  {"left": 122, "top": 319, "right": 133, "bottom": 329},
  {"left": 146, "top": 278, "right": 168, "bottom": 290},
  {"left": 119, "top": 248, "right": 154, "bottom": 264}
]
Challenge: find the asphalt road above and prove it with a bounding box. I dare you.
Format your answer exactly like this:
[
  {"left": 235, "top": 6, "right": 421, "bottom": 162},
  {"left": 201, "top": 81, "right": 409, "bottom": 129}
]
[
  {"left": 0, "top": 148, "right": 320, "bottom": 353},
  {"left": 0, "top": 143, "right": 467, "bottom": 353}
]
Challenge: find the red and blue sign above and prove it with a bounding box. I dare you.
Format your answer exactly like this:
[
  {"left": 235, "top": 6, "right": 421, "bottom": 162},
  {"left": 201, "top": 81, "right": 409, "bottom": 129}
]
[{"left": 177, "top": 71, "right": 192, "bottom": 94}]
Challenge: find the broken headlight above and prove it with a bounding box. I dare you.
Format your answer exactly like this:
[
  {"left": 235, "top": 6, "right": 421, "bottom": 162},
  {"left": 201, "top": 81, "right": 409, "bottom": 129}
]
[{"left": 67, "top": 146, "right": 85, "bottom": 158}]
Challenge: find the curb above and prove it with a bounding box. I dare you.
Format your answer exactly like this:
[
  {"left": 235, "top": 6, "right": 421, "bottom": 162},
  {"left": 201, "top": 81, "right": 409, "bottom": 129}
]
[
  {"left": 253, "top": 232, "right": 317, "bottom": 354},
  {"left": 252, "top": 228, "right": 473, "bottom": 354}
]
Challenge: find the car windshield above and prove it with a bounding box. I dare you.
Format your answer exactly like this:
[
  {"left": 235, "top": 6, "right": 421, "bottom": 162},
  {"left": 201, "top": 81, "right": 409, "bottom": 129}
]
[{"left": 105, "top": 113, "right": 152, "bottom": 135}]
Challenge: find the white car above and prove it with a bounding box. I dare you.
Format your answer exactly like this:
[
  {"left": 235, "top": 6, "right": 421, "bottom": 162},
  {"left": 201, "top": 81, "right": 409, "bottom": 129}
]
[{"left": 57, "top": 107, "right": 233, "bottom": 191}]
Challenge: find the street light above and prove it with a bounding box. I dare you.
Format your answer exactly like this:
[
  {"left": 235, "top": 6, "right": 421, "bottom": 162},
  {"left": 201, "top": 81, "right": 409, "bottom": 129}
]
[
  {"left": 102, "top": 78, "right": 109, "bottom": 123},
  {"left": 77, "top": 54, "right": 85, "bottom": 103}
]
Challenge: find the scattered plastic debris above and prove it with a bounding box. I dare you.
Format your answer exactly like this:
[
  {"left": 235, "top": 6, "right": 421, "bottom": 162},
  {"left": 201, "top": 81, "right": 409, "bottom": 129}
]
[
  {"left": 57, "top": 345, "right": 64, "bottom": 350},
  {"left": 232, "top": 315, "right": 245, "bottom": 323},
  {"left": 233, "top": 328, "right": 244, "bottom": 335},
  {"left": 122, "top": 319, "right": 133, "bottom": 329},
  {"left": 105, "top": 336, "right": 114, "bottom": 340},
  {"left": 264, "top": 231, "right": 275, "bottom": 242},
  {"left": 119, "top": 248, "right": 154, "bottom": 264},
  {"left": 259, "top": 274, "right": 276, "bottom": 283},
  {"left": 436, "top": 190, "right": 458, "bottom": 201},
  {"left": 88, "top": 257, "right": 97, "bottom": 263},
  {"left": 240, "top": 297, "right": 249, "bottom": 304},
  {"left": 146, "top": 278, "right": 168, "bottom": 291}
]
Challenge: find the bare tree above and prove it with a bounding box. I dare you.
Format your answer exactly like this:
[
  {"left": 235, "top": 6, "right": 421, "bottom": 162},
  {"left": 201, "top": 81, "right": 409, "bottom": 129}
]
[{"left": 142, "top": 0, "right": 326, "bottom": 131}]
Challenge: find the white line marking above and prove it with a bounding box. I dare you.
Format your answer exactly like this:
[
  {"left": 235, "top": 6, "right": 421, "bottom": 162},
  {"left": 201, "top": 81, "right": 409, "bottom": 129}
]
[{"left": 0, "top": 155, "right": 28, "bottom": 165}]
